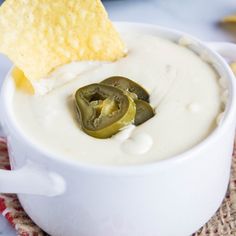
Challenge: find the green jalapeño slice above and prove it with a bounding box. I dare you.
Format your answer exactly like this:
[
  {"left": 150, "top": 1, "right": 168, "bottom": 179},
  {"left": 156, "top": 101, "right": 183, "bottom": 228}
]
[
  {"left": 101, "top": 76, "right": 150, "bottom": 102},
  {"left": 75, "top": 84, "right": 136, "bottom": 139},
  {"left": 134, "top": 100, "right": 155, "bottom": 126}
]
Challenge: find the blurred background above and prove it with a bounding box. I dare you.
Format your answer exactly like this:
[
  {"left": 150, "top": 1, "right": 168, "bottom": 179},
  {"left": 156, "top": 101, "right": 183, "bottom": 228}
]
[
  {"left": 0, "top": 0, "right": 236, "bottom": 235},
  {"left": 102, "top": 0, "right": 236, "bottom": 41}
]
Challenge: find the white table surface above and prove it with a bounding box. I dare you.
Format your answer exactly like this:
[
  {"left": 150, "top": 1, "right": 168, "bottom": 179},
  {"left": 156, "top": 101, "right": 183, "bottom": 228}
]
[{"left": 0, "top": 0, "right": 236, "bottom": 235}]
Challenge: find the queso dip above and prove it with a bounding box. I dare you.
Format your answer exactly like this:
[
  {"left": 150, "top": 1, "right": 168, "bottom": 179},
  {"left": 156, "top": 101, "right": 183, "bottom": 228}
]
[{"left": 12, "top": 33, "right": 225, "bottom": 165}]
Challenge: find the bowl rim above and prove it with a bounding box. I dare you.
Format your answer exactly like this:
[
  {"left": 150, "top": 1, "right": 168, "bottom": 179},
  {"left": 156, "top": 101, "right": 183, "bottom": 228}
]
[{"left": 1, "top": 22, "right": 236, "bottom": 175}]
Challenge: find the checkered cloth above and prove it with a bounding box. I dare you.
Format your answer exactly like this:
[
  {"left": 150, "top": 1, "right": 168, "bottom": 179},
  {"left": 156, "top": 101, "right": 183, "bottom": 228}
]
[{"left": 0, "top": 138, "right": 45, "bottom": 236}]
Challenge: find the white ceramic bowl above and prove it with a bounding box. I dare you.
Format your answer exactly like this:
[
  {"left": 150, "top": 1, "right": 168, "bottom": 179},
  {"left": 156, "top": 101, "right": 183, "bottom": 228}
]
[{"left": 0, "top": 23, "right": 236, "bottom": 236}]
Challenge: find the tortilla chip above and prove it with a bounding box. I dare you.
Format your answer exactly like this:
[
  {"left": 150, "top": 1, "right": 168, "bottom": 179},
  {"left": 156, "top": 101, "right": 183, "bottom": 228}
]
[
  {"left": 230, "top": 62, "right": 236, "bottom": 75},
  {"left": 223, "top": 15, "right": 236, "bottom": 23},
  {"left": 12, "top": 67, "right": 34, "bottom": 94},
  {"left": 0, "top": 0, "right": 125, "bottom": 93}
]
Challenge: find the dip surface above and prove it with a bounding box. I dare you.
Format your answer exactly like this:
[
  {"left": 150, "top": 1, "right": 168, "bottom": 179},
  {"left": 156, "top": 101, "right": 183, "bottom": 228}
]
[{"left": 12, "top": 33, "right": 224, "bottom": 165}]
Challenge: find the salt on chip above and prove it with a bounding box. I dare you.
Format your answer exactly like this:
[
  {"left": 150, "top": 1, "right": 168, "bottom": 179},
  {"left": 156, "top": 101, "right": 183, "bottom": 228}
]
[{"left": 0, "top": 0, "right": 126, "bottom": 93}]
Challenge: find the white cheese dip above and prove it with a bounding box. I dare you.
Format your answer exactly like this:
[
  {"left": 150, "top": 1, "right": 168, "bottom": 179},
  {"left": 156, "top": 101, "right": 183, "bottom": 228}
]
[{"left": 12, "top": 33, "right": 224, "bottom": 165}]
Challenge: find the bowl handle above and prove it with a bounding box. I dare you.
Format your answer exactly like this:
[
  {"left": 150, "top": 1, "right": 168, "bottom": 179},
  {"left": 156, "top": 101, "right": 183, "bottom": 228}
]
[
  {"left": 206, "top": 42, "right": 236, "bottom": 62},
  {"left": 0, "top": 79, "right": 66, "bottom": 197},
  {"left": 0, "top": 147, "right": 66, "bottom": 197}
]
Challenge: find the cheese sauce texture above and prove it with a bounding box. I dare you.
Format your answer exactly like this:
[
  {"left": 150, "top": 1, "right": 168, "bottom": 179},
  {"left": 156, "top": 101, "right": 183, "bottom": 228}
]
[{"left": 13, "top": 33, "right": 224, "bottom": 165}]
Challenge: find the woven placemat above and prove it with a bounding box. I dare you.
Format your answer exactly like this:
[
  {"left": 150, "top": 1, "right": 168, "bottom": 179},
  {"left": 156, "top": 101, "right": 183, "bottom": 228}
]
[
  {"left": 193, "top": 141, "right": 236, "bottom": 236},
  {"left": 0, "top": 137, "right": 235, "bottom": 236}
]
